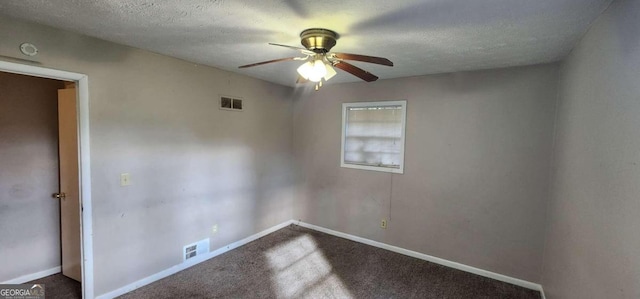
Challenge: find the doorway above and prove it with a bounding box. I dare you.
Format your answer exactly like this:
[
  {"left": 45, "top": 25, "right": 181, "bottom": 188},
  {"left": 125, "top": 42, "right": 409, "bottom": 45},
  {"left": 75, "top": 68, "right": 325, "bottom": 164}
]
[{"left": 0, "top": 61, "right": 93, "bottom": 298}]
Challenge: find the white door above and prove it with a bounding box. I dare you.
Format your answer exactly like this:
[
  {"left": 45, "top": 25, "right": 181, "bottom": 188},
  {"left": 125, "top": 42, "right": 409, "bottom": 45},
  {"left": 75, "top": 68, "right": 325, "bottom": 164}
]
[{"left": 57, "top": 87, "right": 82, "bottom": 282}]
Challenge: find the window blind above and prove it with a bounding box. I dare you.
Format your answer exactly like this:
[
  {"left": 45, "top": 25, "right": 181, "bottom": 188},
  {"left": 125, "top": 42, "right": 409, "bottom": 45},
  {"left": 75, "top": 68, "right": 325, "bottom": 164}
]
[{"left": 343, "top": 105, "right": 403, "bottom": 168}]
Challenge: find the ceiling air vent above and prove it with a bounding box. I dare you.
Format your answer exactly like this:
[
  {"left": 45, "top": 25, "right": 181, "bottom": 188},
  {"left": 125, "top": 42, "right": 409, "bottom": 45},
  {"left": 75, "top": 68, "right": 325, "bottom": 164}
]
[
  {"left": 220, "top": 95, "right": 243, "bottom": 111},
  {"left": 183, "top": 238, "right": 210, "bottom": 262}
]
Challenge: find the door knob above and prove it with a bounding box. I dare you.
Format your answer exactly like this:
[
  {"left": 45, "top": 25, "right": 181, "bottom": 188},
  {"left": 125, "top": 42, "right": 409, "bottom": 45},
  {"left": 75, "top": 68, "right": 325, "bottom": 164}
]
[{"left": 53, "top": 192, "right": 66, "bottom": 200}]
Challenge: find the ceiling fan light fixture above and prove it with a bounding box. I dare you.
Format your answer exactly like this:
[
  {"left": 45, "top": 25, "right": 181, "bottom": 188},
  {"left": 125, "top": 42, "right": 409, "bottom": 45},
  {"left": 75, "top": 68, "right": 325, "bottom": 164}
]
[
  {"left": 239, "top": 27, "right": 393, "bottom": 85},
  {"left": 298, "top": 59, "right": 327, "bottom": 82},
  {"left": 296, "top": 61, "right": 313, "bottom": 80},
  {"left": 324, "top": 63, "right": 337, "bottom": 81},
  {"left": 309, "top": 59, "right": 327, "bottom": 82}
]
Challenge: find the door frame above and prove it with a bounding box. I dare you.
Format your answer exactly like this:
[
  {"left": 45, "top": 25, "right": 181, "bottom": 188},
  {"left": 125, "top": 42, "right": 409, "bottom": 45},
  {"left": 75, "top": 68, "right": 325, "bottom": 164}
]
[{"left": 0, "top": 61, "right": 94, "bottom": 299}]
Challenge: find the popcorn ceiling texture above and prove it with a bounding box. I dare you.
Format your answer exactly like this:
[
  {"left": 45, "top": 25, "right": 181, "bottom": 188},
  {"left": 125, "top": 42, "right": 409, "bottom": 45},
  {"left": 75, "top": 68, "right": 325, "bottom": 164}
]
[{"left": 0, "top": 0, "right": 612, "bottom": 86}]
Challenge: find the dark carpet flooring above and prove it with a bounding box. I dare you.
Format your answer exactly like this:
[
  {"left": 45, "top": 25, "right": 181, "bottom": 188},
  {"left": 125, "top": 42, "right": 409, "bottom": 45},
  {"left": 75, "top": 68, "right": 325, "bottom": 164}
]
[
  {"left": 119, "top": 225, "right": 541, "bottom": 299},
  {"left": 26, "top": 273, "right": 81, "bottom": 299}
]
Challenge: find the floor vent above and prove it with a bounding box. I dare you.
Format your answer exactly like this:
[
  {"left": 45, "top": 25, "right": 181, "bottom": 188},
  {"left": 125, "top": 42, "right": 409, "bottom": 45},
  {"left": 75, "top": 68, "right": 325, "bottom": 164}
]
[
  {"left": 220, "top": 95, "right": 243, "bottom": 111},
  {"left": 183, "top": 238, "right": 210, "bottom": 261}
]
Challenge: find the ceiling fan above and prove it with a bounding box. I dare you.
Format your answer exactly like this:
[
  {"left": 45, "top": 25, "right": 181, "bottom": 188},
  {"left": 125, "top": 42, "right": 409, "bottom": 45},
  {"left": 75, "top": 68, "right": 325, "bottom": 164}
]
[{"left": 239, "top": 28, "right": 393, "bottom": 90}]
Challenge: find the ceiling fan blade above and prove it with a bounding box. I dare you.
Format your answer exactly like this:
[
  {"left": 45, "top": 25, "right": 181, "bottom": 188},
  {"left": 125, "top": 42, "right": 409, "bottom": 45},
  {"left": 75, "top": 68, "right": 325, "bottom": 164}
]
[
  {"left": 238, "top": 57, "right": 298, "bottom": 68},
  {"left": 269, "top": 43, "right": 315, "bottom": 55},
  {"left": 333, "top": 53, "right": 393, "bottom": 66},
  {"left": 334, "top": 61, "right": 379, "bottom": 82}
]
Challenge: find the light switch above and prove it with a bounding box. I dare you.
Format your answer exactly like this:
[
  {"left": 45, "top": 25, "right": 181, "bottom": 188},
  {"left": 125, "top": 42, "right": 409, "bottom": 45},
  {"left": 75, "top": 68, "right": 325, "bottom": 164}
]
[{"left": 120, "top": 173, "right": 131, "bottom": 186}]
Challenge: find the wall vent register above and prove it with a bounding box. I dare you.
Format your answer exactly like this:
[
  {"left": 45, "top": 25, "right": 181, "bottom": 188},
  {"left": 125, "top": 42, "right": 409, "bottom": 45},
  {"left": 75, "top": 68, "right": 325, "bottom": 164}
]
[
  {"left": 183, "top": 238, "right": 210, "bottom": 261},
  {"left": 220, "top": 95, "right": 243, "bottom": 111}
]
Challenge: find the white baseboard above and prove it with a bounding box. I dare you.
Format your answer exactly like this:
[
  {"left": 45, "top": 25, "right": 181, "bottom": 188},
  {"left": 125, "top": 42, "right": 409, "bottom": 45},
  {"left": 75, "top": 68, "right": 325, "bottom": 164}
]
[
  {"left": 96, "top": 220, "right": 294, "bottom": 299},
  {"left": 1, "top": 266, "right": 61, "bottom": 284},
  {"left": 294, "top": 220, "right": 544, "bottom": 294}
]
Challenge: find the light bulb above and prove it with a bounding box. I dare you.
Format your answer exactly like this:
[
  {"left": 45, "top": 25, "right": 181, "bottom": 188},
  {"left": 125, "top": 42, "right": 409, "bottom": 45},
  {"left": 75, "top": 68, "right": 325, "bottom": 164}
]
[
  {"left": 297, "top": 61, "right": 313, "bottom": 80},
  {"left": 307, "top": 60, "right": 327, "bottom": 82}
]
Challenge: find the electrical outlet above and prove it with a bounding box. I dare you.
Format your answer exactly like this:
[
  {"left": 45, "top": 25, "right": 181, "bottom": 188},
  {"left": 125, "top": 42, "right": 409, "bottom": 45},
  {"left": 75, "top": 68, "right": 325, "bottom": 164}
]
[
  {"left": 212, "top": 224, "right": 218, "bottom": 234},
  {"left": 381, "top": 219, "right": 388, "bottom": 229},
  {"left": 120, "top": 173, "right": 131, "bottom": 186}
]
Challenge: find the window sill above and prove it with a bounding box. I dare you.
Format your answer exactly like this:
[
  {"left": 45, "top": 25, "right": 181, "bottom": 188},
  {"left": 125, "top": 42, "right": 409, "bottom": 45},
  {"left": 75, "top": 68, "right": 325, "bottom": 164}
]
[{"left": 340, "top": 162, "right": 404, "bottom": 174}]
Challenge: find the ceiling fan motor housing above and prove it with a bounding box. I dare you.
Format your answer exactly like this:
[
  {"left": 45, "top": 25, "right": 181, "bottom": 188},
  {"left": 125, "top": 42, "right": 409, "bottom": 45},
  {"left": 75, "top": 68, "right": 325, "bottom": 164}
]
[{"left": 300, "top": 28, "right": 338, "bottom": 53}]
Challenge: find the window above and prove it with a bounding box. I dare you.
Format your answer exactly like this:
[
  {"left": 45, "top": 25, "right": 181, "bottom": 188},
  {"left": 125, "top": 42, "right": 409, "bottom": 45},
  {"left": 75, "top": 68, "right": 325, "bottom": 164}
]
[{"left": 341, "top": 100, "right": 407, "bottom": 174}]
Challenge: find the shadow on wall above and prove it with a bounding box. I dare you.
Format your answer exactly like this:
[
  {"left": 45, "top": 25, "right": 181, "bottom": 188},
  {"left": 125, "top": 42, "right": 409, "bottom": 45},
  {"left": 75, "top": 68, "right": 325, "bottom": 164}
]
[
  {"left": 92, "top": 90, "right": 295, "bottom": 293},
  {"left": 95, "top": 139, "right": 295, "bottom": 285},
  {"left": 614, "top": 0, "right": 640, "bottom": 56}
]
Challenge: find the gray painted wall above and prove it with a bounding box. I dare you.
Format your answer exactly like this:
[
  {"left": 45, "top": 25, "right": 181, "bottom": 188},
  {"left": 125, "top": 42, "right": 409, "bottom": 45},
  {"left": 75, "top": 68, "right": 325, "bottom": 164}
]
[
  {"left": 0, "top": 17, "right": 295, "bottom": 295},
  {"left": 292, "top": 64, "right": 559, "bottom": 283},
  {"left": 541, "top": 0, "right": 640, "bottom": 298},
  {"left": 0, "top": 72, "right": 63, "bottom": 282}
]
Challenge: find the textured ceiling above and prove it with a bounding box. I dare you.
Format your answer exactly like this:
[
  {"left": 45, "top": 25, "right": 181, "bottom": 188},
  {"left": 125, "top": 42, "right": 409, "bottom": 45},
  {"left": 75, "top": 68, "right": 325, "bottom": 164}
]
[{"left": 0, "top": 0, "right": 612, "bottom": 87}]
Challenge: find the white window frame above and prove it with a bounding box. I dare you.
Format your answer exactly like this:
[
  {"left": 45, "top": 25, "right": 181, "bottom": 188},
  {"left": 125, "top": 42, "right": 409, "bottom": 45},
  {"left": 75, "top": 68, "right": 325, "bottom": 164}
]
[{"left": 340, "top": 100, "right": 407, "bottom": 174}]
